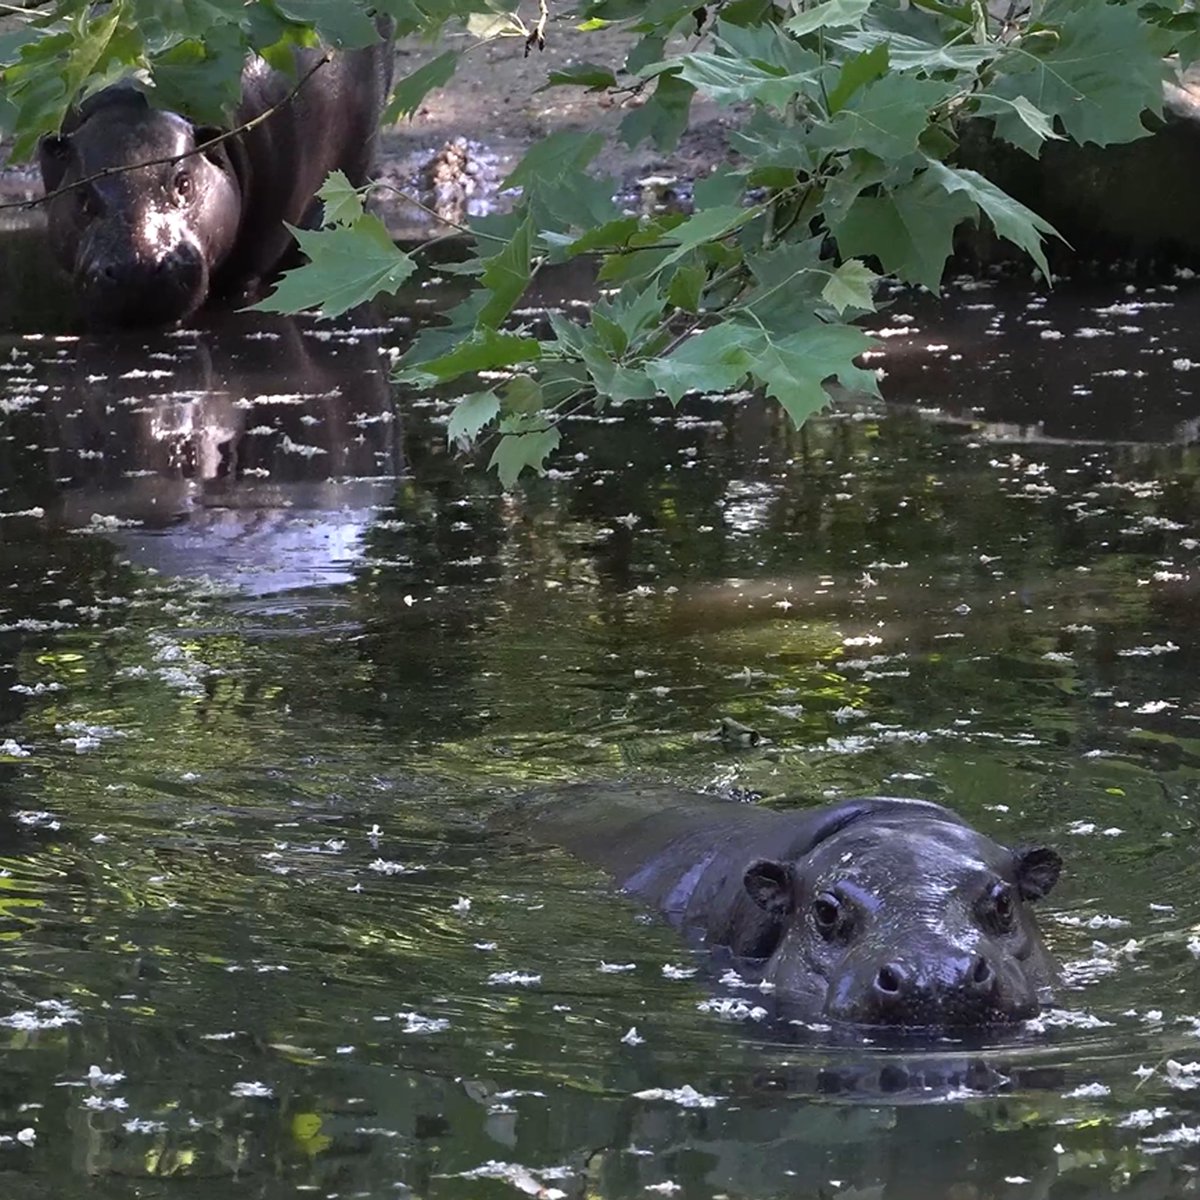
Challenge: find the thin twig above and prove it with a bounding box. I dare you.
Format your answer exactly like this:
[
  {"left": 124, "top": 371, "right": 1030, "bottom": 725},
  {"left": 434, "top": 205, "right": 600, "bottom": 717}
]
[{"left": 3, "top": 50, "right": 333, "bottom": 214}]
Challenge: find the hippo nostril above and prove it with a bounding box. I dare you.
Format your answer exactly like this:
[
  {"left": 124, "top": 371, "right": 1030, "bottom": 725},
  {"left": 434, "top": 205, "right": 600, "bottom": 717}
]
[
  {"left": 875, "top": 964, "right": 904, "bottom": 995},
  {"left": 970, "top": 955, "right": 994, "bottom": 989}
]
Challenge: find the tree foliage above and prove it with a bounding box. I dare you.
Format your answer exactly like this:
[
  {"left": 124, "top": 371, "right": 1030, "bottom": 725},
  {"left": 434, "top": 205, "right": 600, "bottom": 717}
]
[{"left": 5, "top": 0, "right": 1200, "bottom": 483}]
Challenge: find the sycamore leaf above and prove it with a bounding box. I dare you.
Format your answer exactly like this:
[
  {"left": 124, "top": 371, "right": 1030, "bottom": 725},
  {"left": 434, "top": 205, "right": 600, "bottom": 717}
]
[
  {"left": 466, "top": 12, "right": 526, "bottom": 38},
  {"left": 619, "top": 71, "right": 695, "bottom": 150},
  {"left": 273, "top": 0, "right": 380, "bottom": 47},
  {"left": 503, "top": 130, "right": 604, "bottom": 192},
  {"left": 826, "top": 43, "right": 889, "bottom": 114},
  {"left": 984, "top": 2, "right": 1162, "bottom": 148},
  {"left": 667, "top": 262, "right": 706, "bottom": 313},
  {"left": 822, "top": 259, "right": 879, "bottom": 313},
  {"left": 385, "top": 50, "right": 458, "bottom": 122},
  {"left": 745, "top": 324, "right": 879, "bottom": 425},
  {"left": 741, "top": 239, "right": 828, "bottom": 330},
  {"left": 973, "top": 93, "right": 1064, "bottom": 151},
  {"left": 785, "top": 0, "right": 873, "bottom": 37},
  {"left": 645, "top": 324, "right": 756, "bottom": 403},
  {"left": 477, "top": 216, "right": 532, "bottom": 328},
  {"left": 490, "top": 424, "right": 561, "bottom": 487},
  {"left": 253, "top": 214, "right": 416, "bottom": 317},
  {"left": 540, "top": 63, "right": 617, "bottom": 91},
  {"left": 660, "top": 206, "right": 752, "bottom": 267},
  {"left": 810, "top": 74, "right": 956, "bottom": 160},
  {"left": 831, "top": 169, "right": 976, "bottom": 290},
  {"left": 501, "top": 375, "right": 544, "bottom": 415},
  {"left": 397, "top": 331, "right": 542, "bottom": 385},
  {"left": 672, "top": 51, "right": 815, "bottom": 110},
  {"left": 447, "top": 390, "right": 500, "bottom": 445},
  {"left": 925, "top": 160, "right": 1061, "bottom": 277},
  {"left": 832, "top": 30, "right": 999, "bottom": 72},
  {"left": 566, "top": 216, "right": 642, "bottom": 255},
  {"left": 317, "top": 170, "right": 363, "bottom": 227}
]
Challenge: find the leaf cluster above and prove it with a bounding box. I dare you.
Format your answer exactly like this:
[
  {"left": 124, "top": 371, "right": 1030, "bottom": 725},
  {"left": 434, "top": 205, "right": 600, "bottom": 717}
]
[{"left": 7, "top": 0, "right": 1199, "bottom": 482}]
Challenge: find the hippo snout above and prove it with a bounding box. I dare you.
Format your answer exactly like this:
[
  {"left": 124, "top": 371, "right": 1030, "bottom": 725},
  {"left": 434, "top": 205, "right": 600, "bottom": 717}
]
[
  {"left": 79, "top": 238, "right": 208, "bottom": 327},
  {"left": 829, "top": 949, "right": 1036, "bottom": 1028}
]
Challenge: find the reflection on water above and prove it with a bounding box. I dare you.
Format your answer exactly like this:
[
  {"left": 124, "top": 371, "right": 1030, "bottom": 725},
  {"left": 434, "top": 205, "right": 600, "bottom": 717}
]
[{"left": 0, "top": 273, "right": 1199, "bottom": 1196}]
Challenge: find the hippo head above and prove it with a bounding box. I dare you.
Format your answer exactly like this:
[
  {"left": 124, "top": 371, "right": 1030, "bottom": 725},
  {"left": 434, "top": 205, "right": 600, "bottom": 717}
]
[
  {"left": 743, "top": 805, "right": 1061, "bottom": 1029},
  {"left": 39, "top": 88, "right": 241, "bottom": 327}
]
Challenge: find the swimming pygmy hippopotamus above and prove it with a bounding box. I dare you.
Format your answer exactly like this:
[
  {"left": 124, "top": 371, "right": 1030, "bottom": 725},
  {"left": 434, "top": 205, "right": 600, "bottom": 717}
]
[
  {"left": 518, "top": 785, "right": 1062, "bottom": 1029},
  {"left": 37, "top": 26, "right": 394, "bottom": 327}
]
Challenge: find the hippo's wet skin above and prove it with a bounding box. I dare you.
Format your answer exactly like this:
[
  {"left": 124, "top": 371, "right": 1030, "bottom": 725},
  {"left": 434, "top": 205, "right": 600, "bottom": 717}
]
[
  {"left": 38, "top": 29, "right": 393, "bottom": 327},
  {"left": 520, "top": 785, "right": 1062, "bottom": 1029}
]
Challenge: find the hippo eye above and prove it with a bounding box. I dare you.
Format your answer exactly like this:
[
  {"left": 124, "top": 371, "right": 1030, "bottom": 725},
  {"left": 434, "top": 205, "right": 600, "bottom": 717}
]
[
  {"left": 173, "top": 168, "right": 193, "bottom": 199},
  {"left": 983, "top": 882, "right": 1016, "bottom": 933},
  {"left": 812, "top": 892, "right": 842, "bottom": 937}
]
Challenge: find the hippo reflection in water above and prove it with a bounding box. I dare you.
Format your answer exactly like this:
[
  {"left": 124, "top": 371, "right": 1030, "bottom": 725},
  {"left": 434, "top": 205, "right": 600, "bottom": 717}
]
[{"left": 519, "top": 786, "right": 1062, "bottom": 1029}]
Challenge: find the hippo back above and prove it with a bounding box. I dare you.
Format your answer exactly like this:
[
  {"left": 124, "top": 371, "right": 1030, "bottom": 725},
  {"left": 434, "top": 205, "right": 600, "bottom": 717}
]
[{"left": 513, "top": 784, "right": 962, "bottom": 957}]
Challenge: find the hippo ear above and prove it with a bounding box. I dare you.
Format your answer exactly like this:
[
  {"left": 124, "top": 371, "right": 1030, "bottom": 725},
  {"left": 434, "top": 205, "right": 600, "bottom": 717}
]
[
  {"left": 743, "top": 859, "right": 795, "bottom": 917},
  {"left": 1013, "top": 845, "right": 1062, "bottom": 901},
  {"left": 39, "top": 134, "right": 73, "bottom": 191},
  {"left": 193, "top": 127, "right": 232, "bottom": 171}
]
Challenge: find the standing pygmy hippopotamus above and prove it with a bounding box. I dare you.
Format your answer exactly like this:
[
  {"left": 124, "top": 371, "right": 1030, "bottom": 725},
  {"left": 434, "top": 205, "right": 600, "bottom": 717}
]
[
  {"left": 518, "top": 785, "right": 1062, "bottom": 1029},
  {"left": 37, "top": 27, "right": 394, "bottom": 327}
]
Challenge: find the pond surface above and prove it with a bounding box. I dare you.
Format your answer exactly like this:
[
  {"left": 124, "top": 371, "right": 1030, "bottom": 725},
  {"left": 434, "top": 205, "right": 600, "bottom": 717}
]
[{"left": 0, "top": 267, "right": 1199, "bottom": 1198}]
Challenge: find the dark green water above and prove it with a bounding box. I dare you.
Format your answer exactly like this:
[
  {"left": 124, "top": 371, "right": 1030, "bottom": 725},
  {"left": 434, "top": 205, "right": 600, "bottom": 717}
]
[{"left": 0, "top": 274, "right": 1199, "bottom": 1197}]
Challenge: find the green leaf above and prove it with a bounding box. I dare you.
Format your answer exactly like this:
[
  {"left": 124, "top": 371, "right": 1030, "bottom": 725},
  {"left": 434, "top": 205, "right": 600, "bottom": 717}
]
[
  {"left": 500, "top": 376, "right": 544, "bottom": 415},
  {"left": 490, "top": 423, "right": 561, "bottom": 487},
  {"left": 741, "top": 239, "right": 828, "bottom": 329},
  {"left": 385, "top": 50, "right": 458, "bottom": 122},
  {"left": 821, "top": 259, "right": 879, "bottom": 314},
  {"left": 398, "top": 330, "right": 542, "bottom": 385},
  {"left": 273, "top": 0, "right": 381, "bottom": 47},
  {"left": 7, "top": 8, "right": 123, "bottom": 158},
  {"left": 619, "top": 72, "right": 695, "bottom": 150},
  {"left": 660, "top": 206, "right": 752, "bottom": 267},
  {"left": 667, "top": 262, "right": 706, "bottom": 313},
  {"left": 713, "top": 18, "right": 819, "bottom": 73},
  {"left": 984, "top": 2, "right": 1163, "bottom": 149},
  {"left": 693, "top": 168, "right": 748, "bottom": 208},
  {"left": 673, "top": 51, "right": 815, "bottom": 109},
  {"left": 147, "top": 31, "right": 250, "bottom": 125},
  {"left": 466, "top": 12, "right": 526, "bottom": 38},
  {"left": 645, "top": 324, "right": 756, "bottom": 403},
  {"left": 973, "top": 94, "right": 1064, "bottom": 150},
  {"left": 745, "top": 324, "right": 879, "bottom": 425},
  {"left": 446, "top": 390, "right": 500, "bottom": 445},
  {"left": 477, "top": 216, "right": 532, "bottom": 329},
  {"left": 253, "top": 214, "right": 416, "bottom": 317},
  {"left": 502, "top": 130, "right": 605, "bottom": 192},
  {"left": 565, "top": 216, "right": 642, "bottom": 255},
  {"left": 317, "top": 170, "right": 364, "bottom": 227},
  {"left": 826, "top": 43, "right": 889, "bottom": 114},
  {"left": 810, "top": 74, "right": 957, "bottom": 160},
  {"left": 832, "top": 169, "right": 976, "bottom": 290},
  {"left": 728, "top": 110, "right": 822, "bottom": 171},
  {"left": 832, "top": 30, "right": 999, "bottom": 72},
  {"left": 924, "top": 161, "right": 1062, "bottom": 278},
  {"left": 626, "top": 34, "right": 666, "bottom": 74},
  {"left": 540, "top": 63, "right": 618, "bottom": 91},
  {"left": 603, "top": 282, "right": 667, "bottom": 346},
  {"left": 785, "top": 0, "right": 873, "bottom": 36}
]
